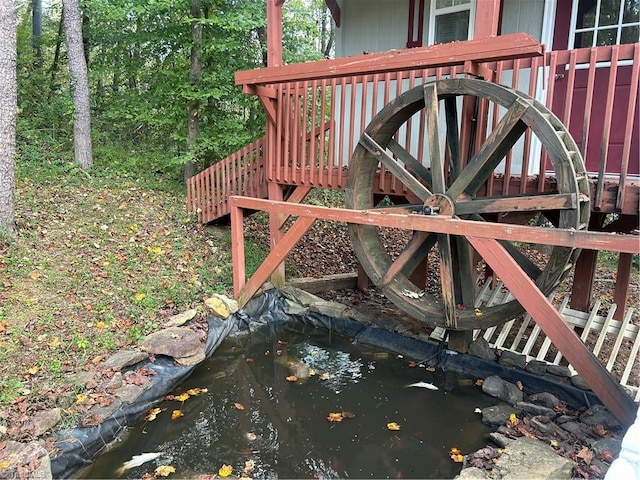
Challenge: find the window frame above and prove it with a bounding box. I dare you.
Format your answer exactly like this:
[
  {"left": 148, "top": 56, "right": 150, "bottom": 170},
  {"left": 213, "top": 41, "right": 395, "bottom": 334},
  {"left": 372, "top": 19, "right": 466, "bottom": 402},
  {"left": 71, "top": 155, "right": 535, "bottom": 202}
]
[
  {"left": 427, "top": 0, "right": 476, "bottom": 45},
  {"left": 568, "top": 0, "right": 640, "bottom": 49}
]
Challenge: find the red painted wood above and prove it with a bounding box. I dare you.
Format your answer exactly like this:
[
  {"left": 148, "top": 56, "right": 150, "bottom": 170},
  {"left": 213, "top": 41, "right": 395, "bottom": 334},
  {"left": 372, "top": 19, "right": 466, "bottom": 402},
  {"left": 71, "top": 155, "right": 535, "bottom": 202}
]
[
  {"left": 613, "top": 253, "right": 634, "bottom": 321},
  {"left": 466, "top": 235, "right": 636, "bottom": 426},
  {"left": 266, "top": 0, "right": 282, "bottom": 67},
  {"left": 406, "top": 0, "right": 425, "bottom": 48},
  {"left": 473, "top": 0, "right": 501, "bottom": 39}
]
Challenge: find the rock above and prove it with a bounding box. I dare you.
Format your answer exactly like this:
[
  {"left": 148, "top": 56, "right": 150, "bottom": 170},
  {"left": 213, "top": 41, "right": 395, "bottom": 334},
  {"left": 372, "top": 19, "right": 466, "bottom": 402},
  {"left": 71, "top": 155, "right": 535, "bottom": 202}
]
[
  {"left": 27, "top": 408, "right": 62, "bottom": 437},
  {"left": 140, "top": 327, "right": 202, "bottom": 359},
  {"left": 482, "top": 404, "right": 521, "bottom": 427},
  {"left": 89, "top": 398, "right": 123, "bottom": 419},
  {"left": 489, "top": 431, "right": 513, "bottom": 448},
  {"left": 482, "top": 375, "right": 523, "bottom": 404},
  {"left": 580, "top": 404, "right": 621, "bottom": 428},
  {"left": 498, "top": 351, "right": 527, "bottom": 369},
  {"left": 556, "top": 415, "right": 577, "bottom": 424},
  {"left": 310, "top": 300, "right": 348, "bottom": 318},
  {"left": 280, "top": 286, "right": 323, "bottom": 306},
  {"left": 115, "top": 384, "right": 146, "bottom": 404},
  {"left": 592, "top": 437, "right": 622, "bottom": 457},
  {"left": 468, "top": 338, "right": 495, "bottom": 361},
  {"left": 100, "top": 372, "right": 123, "bottom": 390},
  {"left": 454, "top": 466, "right": 488, "bottom": 479},
  {"left": 204, "top": 296, "right": 231, "bottom": 318},
  {"left": 0, "top": 440, "right": 49, "bottom": 479},
  {"left": 174, "top": 346, "right": 207, "bottom": 366},
  {"left": 569, "top": 374, "right": 591, "bottom": 390},
  {"left": 529, "top": 416, "right": 558, "bottom": 435},
  {"left": 284, "top": 299, "right": 307, "bottom": 315},
  {"left": 546, "top": 364, "right": 572, "bottom": 377},
  {"left": 102, "top": 350, "right": 148, "bottom": 371},
  {"left": 559, "top": 421, "right": 584, "bottom": 435},
  {"left": 164, "top": 308, "right": 198, "bottom": 327},
  {"left": 516, "top": 401, "right": 557, "bottom": 418},
  {"left": 493, "top": 437, "right": 575, "bottom": 479},
  {"left": 525, "top": 360, "right": 548, "bottom": 376},
  {"left": 528, "top": 392, "right": 561, "bottom": 409}
]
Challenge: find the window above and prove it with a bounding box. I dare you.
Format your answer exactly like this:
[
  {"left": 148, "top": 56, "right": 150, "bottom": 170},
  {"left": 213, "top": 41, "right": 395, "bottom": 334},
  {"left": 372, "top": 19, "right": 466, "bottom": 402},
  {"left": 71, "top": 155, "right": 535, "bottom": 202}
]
[
  {"left": 429, "top": 0, "right": 474, "bottom": 44},
  {"left": 570, "top": 0, "right": 640, "bottom": 48}
]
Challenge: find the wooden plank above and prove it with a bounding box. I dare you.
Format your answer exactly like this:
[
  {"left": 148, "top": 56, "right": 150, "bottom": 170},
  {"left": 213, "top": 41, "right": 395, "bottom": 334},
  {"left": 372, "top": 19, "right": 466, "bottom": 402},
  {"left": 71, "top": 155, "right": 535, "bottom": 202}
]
[
  {"left": 613, "top": 253, "right": 634, "bottom": 321},
  {"left": 454, "top": 193, "right": 576, "bottom": 215},
  {"left": 228, "top": 197, "right": 640, "bottom": 254},
  {"left": 236, "top": 33, "right": 543, "bottom": 86},
  {"left": 466, "top": 236, "right": 636, "bottom": 426},
  {"left": 287, "top": 273, "right": 358, "bottom": 294}
]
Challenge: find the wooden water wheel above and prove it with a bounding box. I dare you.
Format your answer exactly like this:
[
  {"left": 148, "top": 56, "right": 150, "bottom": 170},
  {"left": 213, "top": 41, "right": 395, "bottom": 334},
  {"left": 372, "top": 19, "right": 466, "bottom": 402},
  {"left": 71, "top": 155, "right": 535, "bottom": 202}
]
[{"left": 346, "top": 78, "right": 591, "bottom": 330}]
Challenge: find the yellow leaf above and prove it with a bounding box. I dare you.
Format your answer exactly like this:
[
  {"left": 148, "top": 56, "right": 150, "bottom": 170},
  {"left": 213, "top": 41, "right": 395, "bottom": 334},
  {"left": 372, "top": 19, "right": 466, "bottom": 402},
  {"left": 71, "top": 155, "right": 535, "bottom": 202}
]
[
  {"left": 508, "top": 413, "right": 519, "bottom": 426},
  {"left": 450, "top": 454, "right": 465, "bottom": 463},
  {"left": 24, "top": 366, "right": 40, "bottom": 376},
  {"left": 449, "top": 447, "right": 462, "bottom": 455},
  {"left": 425, "top": 366, "right": 436, "bottom": 372},
  {"left": 308, "top": 369, "right": 316, "bottom": 376},
  {"left": 145, "top": 407, "right": 162, "bottom": 421},
  {"left": 0, "top": 460, "right": 11, "bottom": 469},
  {"left": 171, "top": 409, "right": 183, "bottom": 420},
  {"left": 48, "top": 338, "right": 61, "bottom": 349},
  {"left": 186, "top": 387, "right": 207, "bottom": 396},
  {"left": 155, "top": 465, "right": 176, "bottom": 477},
  {"left": 96, "top": 321, "right": 106, "bottom": 330},
  {"left": 174, "top": 393, "right": 190, "bottom": 402},
  {"left": 387, "top": 422, "right": 401, "bottom": 431},
  {"left": 319, "top": 373, "right": 330, "bottom": 380},
  {"left": 146, "top": 246, "right": 164, "bottom": 255},
  {"left": 133, "top": 292, "right": 146, "bottom": 301},
  {"left": 76, "top": 393, "right": 88, "bottom": 404},
  {"left": 475, "top": 379, "right": 484, "bottom": 386},
  {"left": 474, "top": 308, "right": 484, "bottom": 317},
  {"left": 29, "top": 271, "right": 42, "bottom": 280},
  {"left": 234, "top": 402, "right": 245, "bottom": 410},
  {"left": 218, "top": 464, "right": 233, "bottom": 477},
  {"left": 550, "top": 439, "right": 558, "bottom": 447},
  {"left": 327, "top": 412, "right": 343, "bottom": 422}
]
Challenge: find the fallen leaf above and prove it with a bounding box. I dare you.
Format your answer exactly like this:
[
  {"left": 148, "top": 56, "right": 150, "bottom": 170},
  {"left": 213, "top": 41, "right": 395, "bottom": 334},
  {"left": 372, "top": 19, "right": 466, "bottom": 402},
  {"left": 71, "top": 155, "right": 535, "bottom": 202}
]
[
  {"left": 342, "top": 411, "right": 356, "bottom": 419},
  {"left": 576, "top": 446, "right": 594, "bottom": 465},
  {"left": 155, "top": 465, "right": 176, "bottom": 477},
  {"left": 171, "top": 410, "right": 183, "bottom": 420},
  {"left": 450, "top": 454, "right": 464, "bottom": 463},
  {"left": 387, "top": 422, "right": 401, "bottom": 431},
  {"left": 186, "top": 388, "right": 207, "bottom": 396},
  {"left": 286, "top": 375, "right": 298, "bottom": 382},
  {"left": 24, "top": 366, "right": 40, "bottom": 376},
  {"left": 246, "top": 432, "right": 257, "bottom": 441},
  {"left": 449, "top": 447, "right": 462, "bottom": 455},
  {"left": 327, "top": 412, "right": 343, "bottom": 422},
  {"left": 174, "top": 393, "right": 190, "bottom": 402},
  {"left": 244, "top": 459, "right": 255, "bottom": 473},
  {"left": 599, "top": 450, "right": 615, "bottom": 463},
  {"left": 515, "top": 380, "right": 523, "bottom": 391},
  {"left": 507, "top": 413, "right": 519, "bottom": 427},
  {"left": 133, "top": 292, "right": 146, "bottom": 301},
  {"left": 145, "top": 408, "right": 162, "bottom": 421},
  {"left": 319, "top": 373, "right": 330, "bottom": 380},
  {"left": 234, "top": 403, "right": 245, "bottom": 410},
  {"left": 218, "top": 464, "right": 233, "bottom": 477},
  {"left": 593, "top": 424, "right": 610, "bottom": 438},
  {"left": 475, "top": 379, "right": 484, "bottom": 386},
  {"left": 29, "top": 271, "right": 42, "bottom": 280},
  {"left": 474, "top": 308, "right": 483, "bottom": 316}
]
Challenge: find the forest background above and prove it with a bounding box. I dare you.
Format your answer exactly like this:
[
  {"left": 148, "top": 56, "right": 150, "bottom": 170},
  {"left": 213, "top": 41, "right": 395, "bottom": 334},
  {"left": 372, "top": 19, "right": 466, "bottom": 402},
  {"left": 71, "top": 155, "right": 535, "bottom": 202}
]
[{"left": 0, "top": 0, "right": 332, "bottom": 421}]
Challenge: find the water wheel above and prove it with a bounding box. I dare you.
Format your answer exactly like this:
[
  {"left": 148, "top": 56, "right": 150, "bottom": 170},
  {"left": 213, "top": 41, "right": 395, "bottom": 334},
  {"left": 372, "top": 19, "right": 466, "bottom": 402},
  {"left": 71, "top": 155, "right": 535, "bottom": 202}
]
[{"left": 346, "top": 78, "right": 590, "bottom": 330}]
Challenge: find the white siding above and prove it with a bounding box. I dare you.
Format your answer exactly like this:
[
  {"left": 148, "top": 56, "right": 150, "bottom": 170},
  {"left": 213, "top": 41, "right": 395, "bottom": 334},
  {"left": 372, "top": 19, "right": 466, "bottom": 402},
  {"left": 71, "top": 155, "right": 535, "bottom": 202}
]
[
  {"left": 336, "top": 0, "right": 410, "bottom": 57},
  {"left": 501, "top": 0, "right": 545, "bottom": 41}
]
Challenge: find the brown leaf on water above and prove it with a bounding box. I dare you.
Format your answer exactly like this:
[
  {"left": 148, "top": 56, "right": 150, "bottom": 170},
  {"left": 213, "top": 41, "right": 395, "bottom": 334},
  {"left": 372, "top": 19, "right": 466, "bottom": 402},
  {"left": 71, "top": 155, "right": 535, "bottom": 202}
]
[
  {"left": 286, "top": 375, "right": 298, "bottom": 382},
  {"left": 234, "top": 402, "right": 245, "bottom": 410},
  {"left": 342, "top": 411, "right": 356, "bottom": 419},
  {"left": 171, "top": 409, "right": 183, "bottom": 420}
]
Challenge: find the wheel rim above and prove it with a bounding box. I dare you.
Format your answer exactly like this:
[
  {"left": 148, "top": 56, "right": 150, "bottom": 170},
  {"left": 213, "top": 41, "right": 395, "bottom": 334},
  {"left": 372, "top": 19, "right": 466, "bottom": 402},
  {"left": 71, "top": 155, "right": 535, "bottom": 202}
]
[{"left": 346, "top": 78, "right": 590, "bottom": 330}]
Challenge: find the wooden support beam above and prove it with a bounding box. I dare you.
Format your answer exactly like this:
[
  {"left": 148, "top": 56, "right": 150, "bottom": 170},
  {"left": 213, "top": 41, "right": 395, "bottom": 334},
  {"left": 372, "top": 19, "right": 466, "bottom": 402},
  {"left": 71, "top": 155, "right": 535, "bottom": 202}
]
[
  {"left": 466, "top": 236, "right": 636, "bottom": 426},
  {"left": 236, "top": 33, "right": 542, "bottom": 86},
  {"left": 613, "top": 253, "right": 634, "bottom": 321},
  {"left": 266, "top": 0, "right": 283, "bottom": 67}
]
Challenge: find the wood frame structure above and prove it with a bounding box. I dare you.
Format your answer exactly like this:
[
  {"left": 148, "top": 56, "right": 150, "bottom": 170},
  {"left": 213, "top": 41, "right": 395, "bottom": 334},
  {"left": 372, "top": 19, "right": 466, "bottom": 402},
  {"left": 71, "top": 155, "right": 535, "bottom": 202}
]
[{"left": 187, "top": 2, "right": 639, "bottom": 425}]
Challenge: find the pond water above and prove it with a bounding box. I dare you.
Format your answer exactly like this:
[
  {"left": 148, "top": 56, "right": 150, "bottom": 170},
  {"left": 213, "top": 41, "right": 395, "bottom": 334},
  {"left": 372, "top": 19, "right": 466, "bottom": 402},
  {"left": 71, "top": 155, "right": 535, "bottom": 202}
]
[{"left": 84, "top": 321, "right": 497, "bottom": 479}]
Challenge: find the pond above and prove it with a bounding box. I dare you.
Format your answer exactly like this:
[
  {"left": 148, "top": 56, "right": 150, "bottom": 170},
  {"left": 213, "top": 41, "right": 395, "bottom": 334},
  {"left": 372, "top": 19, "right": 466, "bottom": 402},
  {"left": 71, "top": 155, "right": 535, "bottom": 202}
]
[{"left": 83, "top": 320, "right": 498, "bottom": 479}]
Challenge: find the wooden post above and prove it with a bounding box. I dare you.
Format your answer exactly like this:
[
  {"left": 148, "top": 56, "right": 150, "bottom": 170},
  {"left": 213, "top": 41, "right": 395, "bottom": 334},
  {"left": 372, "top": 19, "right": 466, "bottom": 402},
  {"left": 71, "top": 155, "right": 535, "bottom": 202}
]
[
  {"left": 473, "top": 0, "right": 502, "bottom": 39},
  {"left": 613, "top": 253, "right": 634, "bottom": 320},
  {"left": 267, "top": 0, "right": 283, "bottom": 67}
]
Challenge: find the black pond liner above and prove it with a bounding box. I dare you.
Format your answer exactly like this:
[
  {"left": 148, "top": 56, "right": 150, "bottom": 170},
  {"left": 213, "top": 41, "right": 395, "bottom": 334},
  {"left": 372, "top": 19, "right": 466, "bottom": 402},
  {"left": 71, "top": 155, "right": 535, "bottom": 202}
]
[{"left": 50, "top": 289, "right": 601, "bottom": 478}]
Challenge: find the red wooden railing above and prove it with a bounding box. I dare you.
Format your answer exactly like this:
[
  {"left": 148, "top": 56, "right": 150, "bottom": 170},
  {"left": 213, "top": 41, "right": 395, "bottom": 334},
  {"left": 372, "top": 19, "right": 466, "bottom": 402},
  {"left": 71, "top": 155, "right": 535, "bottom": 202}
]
[{"left": 188, "top": 41, "right": 639, "bottom": 223}]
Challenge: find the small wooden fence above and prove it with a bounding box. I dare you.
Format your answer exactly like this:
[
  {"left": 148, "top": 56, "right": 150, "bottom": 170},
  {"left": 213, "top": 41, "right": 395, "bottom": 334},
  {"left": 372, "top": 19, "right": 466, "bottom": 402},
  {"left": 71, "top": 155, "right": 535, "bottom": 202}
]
[{"left": 430, "top": 280, "right": 640, "bottom": 401}]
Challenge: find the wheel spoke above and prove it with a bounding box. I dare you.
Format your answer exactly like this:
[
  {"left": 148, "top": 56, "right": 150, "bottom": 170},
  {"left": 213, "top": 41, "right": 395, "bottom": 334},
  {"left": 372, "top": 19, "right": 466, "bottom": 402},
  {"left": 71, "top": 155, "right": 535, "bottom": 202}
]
[
  {"left": 453, "top": 236, "right": 476, "bottom": 308},
  {"left": 437, "top": 233, "right": 458, "bottom": 328},
  {"left": 380, "top": 231, "right": 437, "bottom": 286},
  {"left": 447, "top": 98, "right": 529, "bottom": 199},
  {"left": 359, "top": 132, "right": 432, "bottom": 201},
  {"left": 455, "top": 193, "right": 577, "bottom": 216},
  {"left": 387, "top": 138, "right": 433, "bottom": 187},
  {"left": 424, "top": 83, "right": 446, "bottom": 193},
  {"left": 444, "top": 96, "right": 461, "bottom": 180}
]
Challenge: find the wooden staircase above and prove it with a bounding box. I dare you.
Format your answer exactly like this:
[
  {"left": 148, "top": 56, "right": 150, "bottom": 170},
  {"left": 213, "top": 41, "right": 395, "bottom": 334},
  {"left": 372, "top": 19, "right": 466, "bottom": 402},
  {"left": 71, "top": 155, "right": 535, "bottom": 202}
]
[{"left": 187, "top": 136, "right": 268, "bottom": 223}]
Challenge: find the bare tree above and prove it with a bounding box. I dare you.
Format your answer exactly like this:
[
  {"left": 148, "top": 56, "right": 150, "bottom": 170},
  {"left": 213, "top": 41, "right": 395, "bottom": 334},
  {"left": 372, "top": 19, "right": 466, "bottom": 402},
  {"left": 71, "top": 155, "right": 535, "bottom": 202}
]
[
  {"left": 62, "top": 0, "right": 93, "bottom": 169},
  {"left": 33, "top": 0, "right": 43, "bottom": 67},
  {"left": 0, "top": 0, "right": 18, "bottom": 235}
]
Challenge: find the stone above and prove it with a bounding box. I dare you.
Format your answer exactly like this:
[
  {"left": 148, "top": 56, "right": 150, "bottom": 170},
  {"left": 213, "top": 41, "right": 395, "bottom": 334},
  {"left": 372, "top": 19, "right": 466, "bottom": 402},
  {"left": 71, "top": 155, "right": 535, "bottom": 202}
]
[
  {"left": 211, "top": 293, "right": 239, "bottom": 315},
  {"left": 528, "top": 392, "right": 561, "bottom": 409},
  {"left": 580, "top": 404, "right": 621, "bottom": 428},
  {"left": 525, "top": 360, "right": 548, "bottom": 376},
  {"left": 140, "top": 327, "right": 202, "bottom": 359},
  {"left": 569, "top": 374, "right": 591, "bottom": 390},
  {"left": 592, "top": 437, "right": 622, "bottom": 457},
  {"left": 310, "top": 300, "right": 348, "bottom": 318},
  {"left": 454, "top": 467, "right": 488, "bottom": 479},
  {"left": 498, "top": 351, "right": 527, "bottom": 369},
  {"left": 482, "top": 403, "right": 521, "bottom": 427},
  {"left": 102, "top": 350, "right": 148, "bottom": 371},
  {"left": 546, "top": 364, "right": 572, "bottom": 377},
  {"left": 89, "top": 398, "right": 123, "bottom": 419},
  {"left": 482, "top": 375, "right": 523, "bottom": 404},
  {"left": 100, "top": 371, "right": 123, "bottom": 390},
  {"left": 284, "top": 299, "right": 307, "bottom": 315},
  {"left": 468, "top": 337, "right": 495, "bottom": 361},
  {"left": 556, "top": 415, "right": 577, "bottom": 424},
  {"left": 175, "top": 346, "right": 207, "bottom": 366},
  {"left": 27, "top": 408, "right": 62, "bottom": 437},
  {"left": 115, "top": 384, "right": 146, "bottom": 404},
  {"left": 516, "top": 401, "right": 557, "bottom": 418},
  {"left": 489, "top": 431, "right": 513, "bottom": 448},
  {"left": 493, "top": 437, "right": 575, "bottom": 480},
  {"left": 164, "top": 308, "right": 198, "bottom": 327},
  {"left": 0, "top": 440, "right": 49, "bottom": 479},
  {"left": 204, "top": 296, "right": 230, "bottom": 318},
  {"left": 529, "top": 416, "right": 557, "bottom": 435},
  {"left": 559, "top": 421, "right": 584, "bottom": 435},
  {"left": 279, "top": 286, "right": 323, "bottom": 306}
]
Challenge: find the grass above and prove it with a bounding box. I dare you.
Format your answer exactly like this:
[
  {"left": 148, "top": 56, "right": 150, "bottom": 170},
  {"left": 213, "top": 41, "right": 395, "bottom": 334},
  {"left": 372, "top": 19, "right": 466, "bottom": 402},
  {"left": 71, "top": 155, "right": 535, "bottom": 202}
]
[{"left": 0, "top": 149, "right": 235, "bottom": 411}]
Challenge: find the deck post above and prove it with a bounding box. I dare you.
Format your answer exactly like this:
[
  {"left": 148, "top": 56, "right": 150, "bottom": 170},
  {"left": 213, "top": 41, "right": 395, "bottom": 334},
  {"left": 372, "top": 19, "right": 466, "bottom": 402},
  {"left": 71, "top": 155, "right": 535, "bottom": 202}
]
[
  {"left": 266, "top": 0, "right": 283, "bottom": 67},
  {"left": 467, "top": 235, "right": 637, "bottom": 426},
  {"left": 268, "top": 182, "right": 286, "bottom": 288},
  {"left": 613, "top": 253, "right": 634, "bottom": 320}
]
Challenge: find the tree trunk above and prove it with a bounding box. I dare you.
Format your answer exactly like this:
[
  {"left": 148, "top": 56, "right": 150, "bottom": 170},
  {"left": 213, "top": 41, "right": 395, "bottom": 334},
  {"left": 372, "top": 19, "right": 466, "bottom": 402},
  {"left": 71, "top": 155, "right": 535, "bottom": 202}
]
[
  {"left": 185, "top": 0, "right": 202, "bottom": 181},
  {"left": 32, "top": 0, "right": 43, "bottom": 67},
  {"left": 0, "top": 0, "right": 18, "bottom": 234},
  {"left": 49, "top": 13, "right": 64, "bottom": 96},
  {"left": 62, "top": 0, "right": 93, "bottom": 169}
]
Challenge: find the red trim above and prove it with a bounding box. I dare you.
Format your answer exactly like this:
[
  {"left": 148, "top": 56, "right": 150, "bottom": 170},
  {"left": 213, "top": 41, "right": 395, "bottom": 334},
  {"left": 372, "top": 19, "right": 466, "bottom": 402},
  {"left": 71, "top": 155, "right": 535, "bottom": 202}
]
[{"left": 406, "top": 0, "right": 425, "bottom": 48}]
